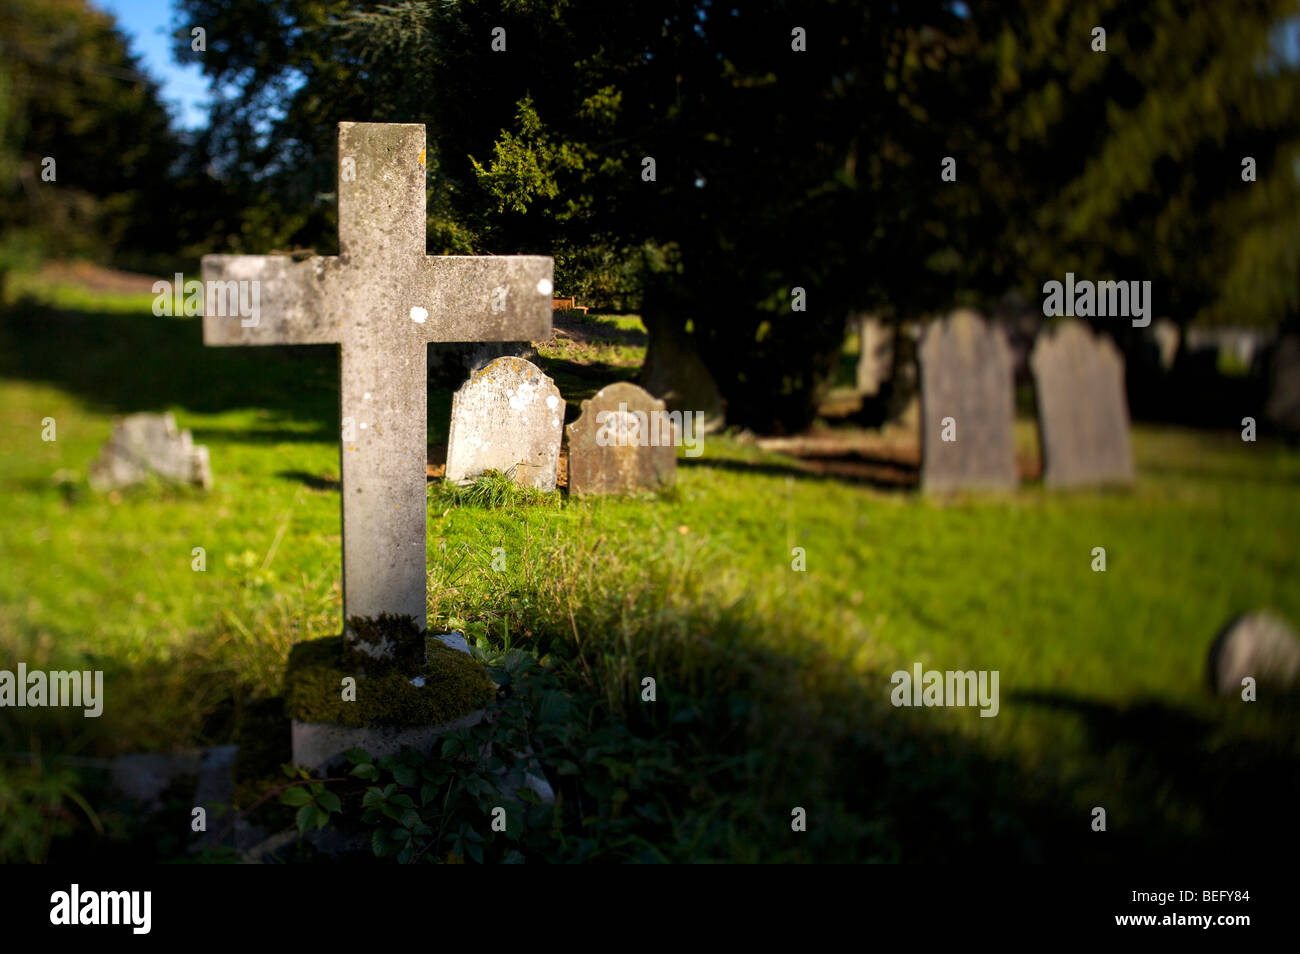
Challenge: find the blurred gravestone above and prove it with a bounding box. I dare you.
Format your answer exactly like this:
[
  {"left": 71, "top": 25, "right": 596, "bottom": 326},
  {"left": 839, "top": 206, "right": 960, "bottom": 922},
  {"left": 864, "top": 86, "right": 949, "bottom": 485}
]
[
  {"left": 445, "top": 356, "right": 565, "bottom": 490},
  {"left": 918, "top": 310, "right": 1017, "bottom": 492},
  {"left": 883, "top": 321, "right": 922, "bottom": 429},
  {"left": 1031, "top": 323, "right": 1134, "bottom": 488},
  {"left": 1151, "top": 319, "right": 1180, "bottom": 371},
  {"left": 853, "top": 313, "right": 893, "bottom": 396},
  {"left": 1264, "top": 333, "right": 1300, "bottom": 433},
  {"left": 1207, "top": 611, "right": 1300, "bottom": 695},
  {"left": 566, "top": 381, "right": 676, "bottom": 495},
  {"left": 89, "top": 413, "right": 212, "bottom": 491}
]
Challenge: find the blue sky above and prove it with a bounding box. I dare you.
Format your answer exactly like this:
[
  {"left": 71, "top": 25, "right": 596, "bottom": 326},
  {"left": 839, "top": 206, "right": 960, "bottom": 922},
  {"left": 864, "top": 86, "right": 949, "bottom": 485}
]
[{"left": 92, "top": 0, "right": 210, "bottom": 129}]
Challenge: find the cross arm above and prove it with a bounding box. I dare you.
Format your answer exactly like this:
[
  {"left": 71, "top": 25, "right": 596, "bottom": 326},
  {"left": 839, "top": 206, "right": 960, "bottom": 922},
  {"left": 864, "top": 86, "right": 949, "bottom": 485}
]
[
  {"left": 201, "top": 254, "right": 343, "bottom": 346},
  {"left": 409, "top": 255, "right": 554, "bottom": 343}
]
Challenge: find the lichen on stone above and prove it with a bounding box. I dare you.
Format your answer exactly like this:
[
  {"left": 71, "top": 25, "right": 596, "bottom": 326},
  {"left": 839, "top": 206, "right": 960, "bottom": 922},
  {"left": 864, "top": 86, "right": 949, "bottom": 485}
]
[{"left": 285, "top": 621, "right": 496, "bottom": 728}]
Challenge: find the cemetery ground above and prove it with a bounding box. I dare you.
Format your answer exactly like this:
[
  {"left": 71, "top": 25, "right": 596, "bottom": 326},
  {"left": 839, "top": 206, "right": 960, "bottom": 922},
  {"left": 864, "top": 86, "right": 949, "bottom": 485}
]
[{"left": 2, "top": 267, "right": 1299, "bottom": 863}]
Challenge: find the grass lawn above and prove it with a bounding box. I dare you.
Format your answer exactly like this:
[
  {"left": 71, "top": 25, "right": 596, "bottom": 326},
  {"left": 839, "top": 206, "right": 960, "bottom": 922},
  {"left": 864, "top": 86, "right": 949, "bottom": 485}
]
[{"left": 1, "top": 272, "right": 1298, "bottom": 862}]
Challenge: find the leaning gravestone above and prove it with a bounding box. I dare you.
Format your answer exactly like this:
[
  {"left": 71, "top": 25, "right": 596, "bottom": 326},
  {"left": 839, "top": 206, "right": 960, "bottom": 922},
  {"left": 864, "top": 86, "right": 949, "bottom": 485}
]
[
  {"left": 444, "top": 356, "right": 565, "bottom": 490},
  {"left": 1030, "top": 323, "right": 1135, "bottom": 488},
  {"left": 203, "top": 123, "right": 553, "bottom": 770},
  {"left": 918, "top": 309, "right": 1017, "bottom": 492},
  {"left": 89, "top": 412, "right": 212, "bottom": 491},
  {"left": 566, "top": 381, "right": 676, "bottom": 495}
]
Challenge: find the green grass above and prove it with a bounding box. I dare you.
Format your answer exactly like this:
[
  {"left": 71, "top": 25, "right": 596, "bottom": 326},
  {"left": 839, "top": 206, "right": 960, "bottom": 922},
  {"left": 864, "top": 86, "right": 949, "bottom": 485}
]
[{"left": 1, "top": 272, "right": 1298, "bottom": 862}]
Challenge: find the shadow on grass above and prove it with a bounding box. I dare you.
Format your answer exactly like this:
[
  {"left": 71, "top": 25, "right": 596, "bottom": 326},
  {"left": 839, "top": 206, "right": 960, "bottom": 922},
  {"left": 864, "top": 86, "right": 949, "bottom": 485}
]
[
  {"left": 276, "top": 470, "right": 340, "bottom": 491},
  {"left": 681, "top": 452, "right": 918, "bottom": 491},
  {"left": 7, "top": 594, "right": 1300, "bottom": 862},
  {"left": 0, "top": 298, "right": 337, "bottom": 429}
]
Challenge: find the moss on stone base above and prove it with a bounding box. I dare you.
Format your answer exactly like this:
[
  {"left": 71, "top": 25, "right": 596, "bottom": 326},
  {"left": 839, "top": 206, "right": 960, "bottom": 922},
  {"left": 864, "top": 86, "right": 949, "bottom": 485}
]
[{"left": 286, "top": 634, "right": 496, "bottom": 728}]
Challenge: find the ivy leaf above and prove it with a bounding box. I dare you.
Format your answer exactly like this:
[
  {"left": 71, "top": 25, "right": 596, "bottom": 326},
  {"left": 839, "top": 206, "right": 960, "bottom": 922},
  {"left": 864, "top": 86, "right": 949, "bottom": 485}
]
[
  {"left": 350, "top": 762, "right": 379, "bottom": 780},
  {"left": 343, "top": 747, "right": 371, "bottom": 765},
  {"left": 317, "top": 790, "right": 342, "bottom": 814},
  {"left": 295, "top": 804, "right": 316, "bottom": 835},
  {"left": 281, "top": 786, "right": 313, "bottom": 807},
  {"left": 393, "top": 764, "right": 419, "bottom": 787}
]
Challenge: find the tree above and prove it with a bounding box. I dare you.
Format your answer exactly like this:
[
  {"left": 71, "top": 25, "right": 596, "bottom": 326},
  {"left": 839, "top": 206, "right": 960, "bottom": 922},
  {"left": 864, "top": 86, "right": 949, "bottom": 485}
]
[{"left": 0, "top": 0, "right": 183, "bottom": 274}]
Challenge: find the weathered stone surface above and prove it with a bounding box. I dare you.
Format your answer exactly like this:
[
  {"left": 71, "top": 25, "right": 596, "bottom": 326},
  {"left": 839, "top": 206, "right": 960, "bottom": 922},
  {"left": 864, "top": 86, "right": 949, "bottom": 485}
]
[
  {"left": 89, "top": 413, "right": 212, "bottom": 491},
  {"left": 444, "top": 356, "right": 565, "bottom": 490},
  {"left": 291, "top": 711, "right": 487, "bottom": 773},
  {"left": 1207, "top": 611, "right": 1300, "bottom": 695},
  {"left": 566, "top": 381, "right": 676, "bottom": 496},
  {"left": 201, "top": 123, "right": 553, "bottom": 658},
  {"left": 1264, "top": 333, "right": 1300, "bottom": 433},
  {"left": 854, "top": 313, "right": 893, "bottom": 396},
  {"left": 918, "top": 310, "right": 1017, "bottom": 492},
  {"left": 1030, "top": 323, "right": 1135, "bottom": 488}
]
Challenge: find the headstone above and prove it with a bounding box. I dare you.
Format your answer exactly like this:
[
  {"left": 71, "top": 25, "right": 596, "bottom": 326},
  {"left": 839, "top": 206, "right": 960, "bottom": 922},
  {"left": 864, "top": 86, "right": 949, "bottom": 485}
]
[
  {"left": 640, "top": 311, "right": 726, "bottom": 434},
  {"left": 853, "top": 313, "right": 893, "bottom": 396},
  {"left": 444, "top": 356, "right": 565, "bottom": 490},
  {"left": 1207, "top": 611, "right": 1300, "bottom": 695},
  {"left": 566, "top": 381, "right": 676, "bottom": 495},
  {"left": 202, "top": 122, "right": 553, "bottom": 656},
  {"left": 88, "top": 412, "right": 212, "bottom": 491},
  {"left": 1030, "top": 323, "right": 1135, "bottom": 488},
  {"left": 918, "top": 310, "right": 1017, "bottom": 492},
  {"left": 1151, "top": 319, "right": 1180, "bottom": 371},
  {"left": 1264, "top": 333, "right": 1300, "bottom": 433},
  {"left": 884, "top": 321, "right": 922, "bottom": 429}
]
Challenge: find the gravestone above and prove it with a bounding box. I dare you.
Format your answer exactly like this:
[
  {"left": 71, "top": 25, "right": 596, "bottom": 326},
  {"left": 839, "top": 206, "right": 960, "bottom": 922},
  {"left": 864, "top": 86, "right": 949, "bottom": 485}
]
[
  {"left": 566, "top": 381, "right": 676, "bottom": 495},
  {"left": 1264, "top": 333, "right": 1300, "bottom": 433},
  {"left": 1207, "top": 611, "right": 1300, "bottom": 695},
  {"left": 202, "top": 123, "right": 553, "bottom": 767},
  {"left": 1151, "top": 319, "right": 1180, "bottom": 371},
  {"left": 853, "top": 313, "right": 892, "bottom": 396},
  {"left": 89, "top": 412, "right": 212, "bottom": 491},
  {"left": 918, "top": 309, "right": 1017, "bottom": 492},
  {"left": 1030, "top": 323, "right": 1135, "bottom": 488},
  {"left": 444, "top": 356, "right": 565, "bottom": 490}
]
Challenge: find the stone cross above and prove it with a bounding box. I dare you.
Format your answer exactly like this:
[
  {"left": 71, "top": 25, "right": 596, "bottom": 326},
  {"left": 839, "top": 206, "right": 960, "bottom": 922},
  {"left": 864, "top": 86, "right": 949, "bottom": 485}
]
[{"left": 202, "top": 123, "right": 553, "bottom": 657}]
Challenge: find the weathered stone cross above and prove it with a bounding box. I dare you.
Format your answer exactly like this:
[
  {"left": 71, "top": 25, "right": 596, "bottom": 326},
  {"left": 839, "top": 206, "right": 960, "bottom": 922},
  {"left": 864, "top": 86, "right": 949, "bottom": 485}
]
[{"left": 203, "top": 122, "right": 553, "bottom": 658}]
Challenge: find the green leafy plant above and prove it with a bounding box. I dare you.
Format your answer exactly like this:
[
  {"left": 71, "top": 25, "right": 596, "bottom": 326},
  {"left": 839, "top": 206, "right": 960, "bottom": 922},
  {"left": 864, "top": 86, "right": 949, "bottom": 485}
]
[{"left": 276, "top": 764, "right": 343, "bottom": 834}]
